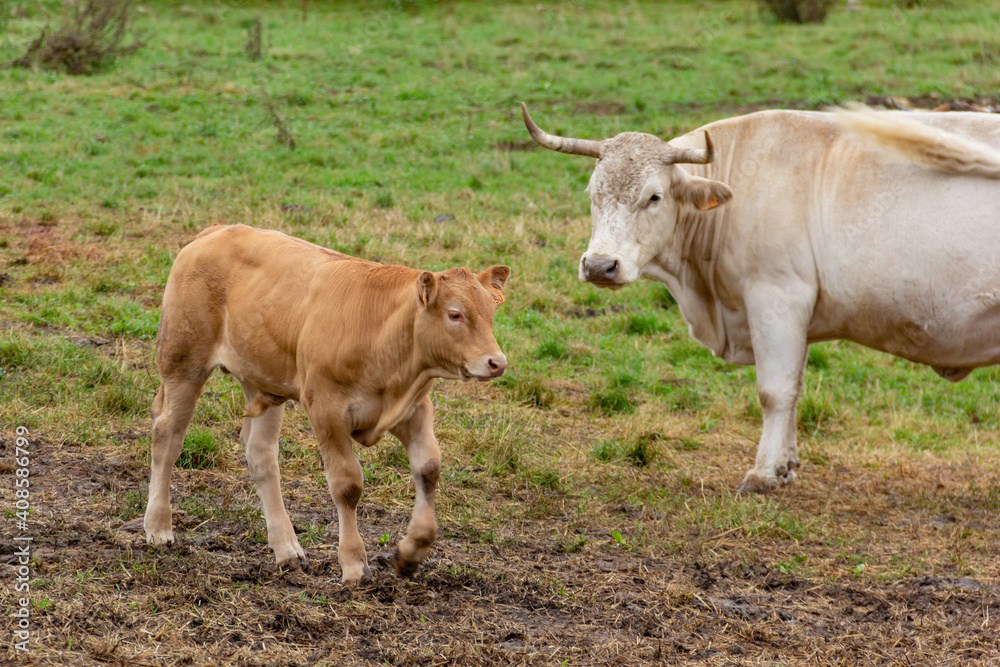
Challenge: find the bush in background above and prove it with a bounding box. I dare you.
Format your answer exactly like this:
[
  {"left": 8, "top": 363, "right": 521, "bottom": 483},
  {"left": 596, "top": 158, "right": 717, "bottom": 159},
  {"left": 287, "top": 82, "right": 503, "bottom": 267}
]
[
  {"left": 758, "top": 0, "right": 836, "bottom": 23},
  {"left": 9, "top": 0, "right": 143, "bottom": 74}
]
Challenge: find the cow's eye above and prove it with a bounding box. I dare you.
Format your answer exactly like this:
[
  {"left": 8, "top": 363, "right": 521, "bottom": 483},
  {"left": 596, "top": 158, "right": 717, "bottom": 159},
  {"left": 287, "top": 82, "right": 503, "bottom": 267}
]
[
  {"left": 448, "top": 310, "right": 465, "bottom": 323},
  {"left": 649, "top": 193, "right": 661, "bottom": 203}
]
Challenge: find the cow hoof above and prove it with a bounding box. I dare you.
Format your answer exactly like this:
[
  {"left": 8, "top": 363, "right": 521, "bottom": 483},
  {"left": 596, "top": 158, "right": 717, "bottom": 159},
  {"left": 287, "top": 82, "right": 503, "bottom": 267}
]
[
  {"left": 736, "top": 473, "right": 780, "bottom": 494},
  {"left": 392, "top": 549, "right": 420, "bottom": 579},
  {"left": 739, "top": 462, "right": 799, "bottom": 493}
]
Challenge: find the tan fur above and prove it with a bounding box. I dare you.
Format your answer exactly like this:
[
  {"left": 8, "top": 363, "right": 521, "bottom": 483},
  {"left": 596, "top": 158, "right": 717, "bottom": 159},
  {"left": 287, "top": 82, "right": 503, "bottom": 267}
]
[
  {"left": 142, "top": 224, "right": 510, "bottom": 585},
  {"left": 833, "top": 105, "right": 1000, "bottom": 178}
]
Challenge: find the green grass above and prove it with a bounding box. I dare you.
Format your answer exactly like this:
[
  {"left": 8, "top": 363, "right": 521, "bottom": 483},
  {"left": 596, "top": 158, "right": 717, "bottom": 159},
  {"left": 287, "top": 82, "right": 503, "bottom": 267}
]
[
  {"left": 2, "top": 0, "right": 1000, "bottom": 583},
  {"left": 178, "top": 427, "right": 227, "bottom": 470}
]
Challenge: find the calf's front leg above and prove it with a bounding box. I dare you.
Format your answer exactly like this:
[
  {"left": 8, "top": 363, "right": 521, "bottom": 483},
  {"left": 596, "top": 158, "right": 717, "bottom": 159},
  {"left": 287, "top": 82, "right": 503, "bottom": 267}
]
[
  {"left": 389, "top": 396, "right": 441, "bottom": 577},
  {"left": 738, "top": 284, "right": 812, "bottom": 493},
  {"left": 311, "top": 413, "right": 371, "bottom": 586}
]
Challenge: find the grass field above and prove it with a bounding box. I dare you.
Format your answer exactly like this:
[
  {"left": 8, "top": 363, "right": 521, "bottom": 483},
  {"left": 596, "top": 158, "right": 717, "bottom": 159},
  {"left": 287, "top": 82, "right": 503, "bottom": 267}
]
[{"left": 2, "top": 1, "right": 999, "bottom": 665}]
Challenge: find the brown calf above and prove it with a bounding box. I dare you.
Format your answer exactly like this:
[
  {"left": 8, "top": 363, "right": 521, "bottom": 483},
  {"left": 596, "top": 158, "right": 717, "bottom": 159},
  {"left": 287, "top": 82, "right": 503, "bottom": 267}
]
[{"left": 143, "top": 224, "right": 509, "bottom": 585}]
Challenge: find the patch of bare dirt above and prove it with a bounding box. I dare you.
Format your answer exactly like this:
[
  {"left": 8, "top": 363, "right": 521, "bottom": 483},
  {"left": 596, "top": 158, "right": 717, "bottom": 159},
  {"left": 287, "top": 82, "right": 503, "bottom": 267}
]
[{"left": 1, "top": 435, "right": 998, "bottom": 666}]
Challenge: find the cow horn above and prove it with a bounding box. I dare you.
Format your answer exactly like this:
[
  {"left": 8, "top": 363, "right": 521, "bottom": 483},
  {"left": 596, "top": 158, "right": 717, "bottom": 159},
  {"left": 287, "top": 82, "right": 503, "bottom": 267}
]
[
  {"left": 664, "top": 130, "right": 716, "bottom": 165},
  {"left": 521, "top": 103, "right": 602, "bottom": 158}
]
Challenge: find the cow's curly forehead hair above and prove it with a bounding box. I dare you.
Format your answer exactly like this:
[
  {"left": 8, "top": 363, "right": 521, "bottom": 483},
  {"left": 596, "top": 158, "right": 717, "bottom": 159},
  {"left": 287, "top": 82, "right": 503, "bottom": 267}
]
[{"left": 589, "top": 132, "right": 667, "bottom": 206}]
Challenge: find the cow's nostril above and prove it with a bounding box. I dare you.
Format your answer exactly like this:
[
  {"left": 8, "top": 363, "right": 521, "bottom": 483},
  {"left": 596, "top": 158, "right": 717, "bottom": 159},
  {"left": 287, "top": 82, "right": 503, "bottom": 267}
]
[
  {"left": 606, "top": 260, "right": 618, "bottom": 277},
  {"left": 488, "top": 358, "right": 497, "bottom": 370}
]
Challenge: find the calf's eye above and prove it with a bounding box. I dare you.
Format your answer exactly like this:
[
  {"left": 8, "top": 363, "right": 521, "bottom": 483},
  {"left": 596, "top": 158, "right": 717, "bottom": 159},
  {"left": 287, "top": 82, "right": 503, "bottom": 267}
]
[
  {"left": 649, "top": 194, "right": 661, "bottom": 203},
  {"left": 448, "top": 310, "right": 464, "bottom": 323}
]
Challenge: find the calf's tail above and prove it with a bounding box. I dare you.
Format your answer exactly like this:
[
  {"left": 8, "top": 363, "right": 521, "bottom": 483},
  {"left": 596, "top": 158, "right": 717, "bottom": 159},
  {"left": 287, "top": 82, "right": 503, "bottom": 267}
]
[{"left": 833, "top": 104, "right": 1000, "bottom": 179}]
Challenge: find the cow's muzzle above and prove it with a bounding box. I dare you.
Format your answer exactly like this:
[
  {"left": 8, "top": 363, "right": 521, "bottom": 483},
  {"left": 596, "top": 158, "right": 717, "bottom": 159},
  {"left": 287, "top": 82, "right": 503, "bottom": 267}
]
[{"left": 581, "top": 254, "right": 624, "bottom": 288}]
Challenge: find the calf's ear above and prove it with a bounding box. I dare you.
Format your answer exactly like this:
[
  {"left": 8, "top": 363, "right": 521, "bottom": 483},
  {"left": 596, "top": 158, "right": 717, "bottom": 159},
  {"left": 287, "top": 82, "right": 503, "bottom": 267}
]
[
  {"left": 670, "top": 171, "right": 733, "bottom": 211},
  {"left": 416, "top": 271, "right": 438, "bottom": 308},
  {"left": 478, "top": 265, "right": 511, "bottom": 292}
]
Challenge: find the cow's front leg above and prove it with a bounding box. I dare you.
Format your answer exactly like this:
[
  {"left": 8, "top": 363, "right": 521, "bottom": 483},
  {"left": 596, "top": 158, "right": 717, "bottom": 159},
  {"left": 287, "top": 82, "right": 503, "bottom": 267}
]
[
  {"left": 739, "top": 284, "right": 812, "bottom": 493},
  {"left": 240, "top": 384, "right": 305, "bottom": 569},
  {"left": 389, "top": 396, "right": 440, "bottom": 578},
  {"left": 312, "top": 413, "right": 370, "bottom": 586}
]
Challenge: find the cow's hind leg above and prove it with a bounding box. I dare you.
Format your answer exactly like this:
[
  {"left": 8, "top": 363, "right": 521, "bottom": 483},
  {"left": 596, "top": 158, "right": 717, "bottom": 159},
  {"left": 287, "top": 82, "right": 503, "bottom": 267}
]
[
  {"left": 738, "top": 285, "right": 812, "bottom": 493},
  {"left": 389, "top": 396, "right": 440, "bottom": 578},
  {"left": 144, "top": 379, "right": 205, "bottom": 545},
  {"left": 240, "top": 383, "right": 305, "bottom": 569}
]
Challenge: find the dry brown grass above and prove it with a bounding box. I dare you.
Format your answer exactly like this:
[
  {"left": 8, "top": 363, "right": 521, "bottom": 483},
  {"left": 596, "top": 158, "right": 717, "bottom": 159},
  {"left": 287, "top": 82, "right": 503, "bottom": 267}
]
[{"left": 2, "top": 423, "right": 998, "bottom": 665}]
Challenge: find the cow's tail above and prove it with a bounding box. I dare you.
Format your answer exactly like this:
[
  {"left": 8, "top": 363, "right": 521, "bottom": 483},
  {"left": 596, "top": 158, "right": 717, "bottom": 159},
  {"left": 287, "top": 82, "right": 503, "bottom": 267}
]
[{"left": 832, "top": 105, "right": 1000, "bottom": 179}]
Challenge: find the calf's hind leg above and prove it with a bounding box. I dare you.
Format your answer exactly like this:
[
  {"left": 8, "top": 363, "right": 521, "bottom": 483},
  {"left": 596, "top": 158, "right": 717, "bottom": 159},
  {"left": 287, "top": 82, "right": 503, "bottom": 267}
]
[
  {"left": 144, "top": 379, "right": 206, "bottom": 545},
  {"left": 240, "top": 383, "right": 306, "bottom": 569}
]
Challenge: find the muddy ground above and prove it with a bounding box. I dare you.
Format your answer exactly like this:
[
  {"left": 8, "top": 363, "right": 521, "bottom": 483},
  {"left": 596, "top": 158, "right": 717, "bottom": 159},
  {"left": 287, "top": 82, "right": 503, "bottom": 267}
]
[{"left": 2, "top": 430, "right": 998, "bottom": 666}]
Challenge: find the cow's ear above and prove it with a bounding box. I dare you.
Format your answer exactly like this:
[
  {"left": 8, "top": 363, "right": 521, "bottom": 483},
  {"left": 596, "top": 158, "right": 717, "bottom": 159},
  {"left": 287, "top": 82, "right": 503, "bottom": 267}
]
[
  {"left": 478, "top": 265, "right": 510, "bottom": 292},
  {"left": 670, "top": 173, "right": 733, "bottom": 211},
  {"left": 416, "top": 271, "right": 438, "bottom": 308}
]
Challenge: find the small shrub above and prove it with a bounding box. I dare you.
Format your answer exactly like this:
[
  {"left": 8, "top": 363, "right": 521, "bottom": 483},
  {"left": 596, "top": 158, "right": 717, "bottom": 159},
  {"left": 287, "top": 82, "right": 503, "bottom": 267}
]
[
  {"left": 758, "top": 0, "right": 835, "bottom": 23},
  {"left": 11, "top": 0, "right": 144, "bottom": 75}
]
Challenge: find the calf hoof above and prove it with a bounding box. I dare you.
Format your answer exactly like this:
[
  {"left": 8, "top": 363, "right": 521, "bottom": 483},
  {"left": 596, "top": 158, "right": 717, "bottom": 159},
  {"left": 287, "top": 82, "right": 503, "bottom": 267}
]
[
  {"left": 341, "top": 564, "right": 373, "bottom": 587},
  {"left": 392, "top": 549, "right": 420, "bottom": 579},
  {"left": 277, "top": 555, "right": 309, "bottom": 573},
  {"left": 145, "top": 531, "right": 175, "bottom": 546}
]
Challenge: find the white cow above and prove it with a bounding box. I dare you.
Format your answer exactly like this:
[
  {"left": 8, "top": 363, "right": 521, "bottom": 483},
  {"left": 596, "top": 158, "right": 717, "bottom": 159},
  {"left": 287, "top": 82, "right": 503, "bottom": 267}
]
[{"left": 522, "top": 103, "right": 1000, "bottom": 492}]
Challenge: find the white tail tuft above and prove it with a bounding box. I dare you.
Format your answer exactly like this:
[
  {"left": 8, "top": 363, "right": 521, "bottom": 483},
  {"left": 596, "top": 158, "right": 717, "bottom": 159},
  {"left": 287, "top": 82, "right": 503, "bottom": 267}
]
[{"left": 831, "top": 104, "right": 1000, "bottom": 179}]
